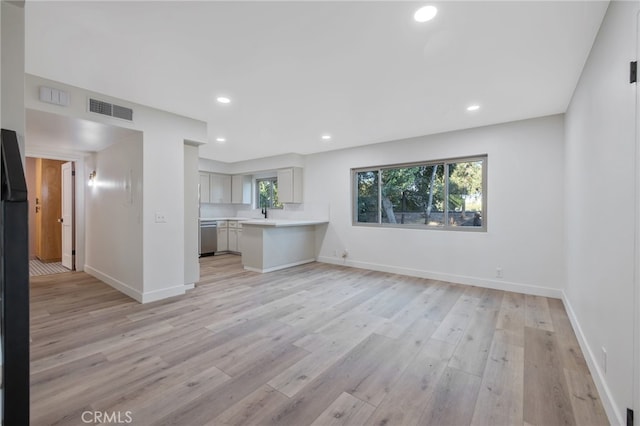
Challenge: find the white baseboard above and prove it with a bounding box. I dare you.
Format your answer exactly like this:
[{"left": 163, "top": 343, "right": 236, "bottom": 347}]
[
  {"left": 561, "top": 292, "right": 622, "bottom": 426},
  {"left": 84, "top": 265, "right": 143, "bottom": 303},
  {"left": 244, "top": 258, "right": 316, "bottom": 273},
  {"left": 84, "top": 265, "right": 187, "bottom": 304},
  {"left": 317, "top": 256, "right": 563, "bottom": 299},
  {"left": 140, "top": 285, "right": 187, "bottom": 304}
]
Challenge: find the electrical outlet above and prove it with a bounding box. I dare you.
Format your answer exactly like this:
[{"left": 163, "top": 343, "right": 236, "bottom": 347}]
[
  {"left": 602, "top": 347, "right": 607, "bottom": 373},
  {"left": 496, "top": 267, "right": 503, "bottom": 278},
  {"left": 155, "top": 212, "right": 167, "bottom": 223}
]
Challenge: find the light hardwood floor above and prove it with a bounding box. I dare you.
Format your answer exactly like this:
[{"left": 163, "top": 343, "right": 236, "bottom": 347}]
[{"left": 30, "top": 255, "right": 609, "bottom": 426}]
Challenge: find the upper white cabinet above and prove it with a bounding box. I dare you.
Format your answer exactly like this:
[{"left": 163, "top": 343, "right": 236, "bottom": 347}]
[
  {"left": 199, "top": 172, "right": 211, "bottom": 203},
  {"left": 277, "top": 167, "right": 303, "bottom": 204},
  {"left": 231, "top": 175, "right": 252, "bottom": 204},
  {"left": 210, "top": 174, "right": 231, "bottom": 204},
  {"left": 199, "top": 172, "right": 230, "bottom": 204}
]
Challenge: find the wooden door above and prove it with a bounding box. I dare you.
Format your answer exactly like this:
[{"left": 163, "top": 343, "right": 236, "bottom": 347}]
[{"left": 35, "top": 159, "right": 64, "bottom": 262}]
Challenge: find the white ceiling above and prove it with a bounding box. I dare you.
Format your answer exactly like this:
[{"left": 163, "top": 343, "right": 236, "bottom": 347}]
[
  {"left": 25, "top": 1, "right": 608, "bottom": 163},
  {"left": 26, "top": 109, "right": 142, "bottom": 155}
]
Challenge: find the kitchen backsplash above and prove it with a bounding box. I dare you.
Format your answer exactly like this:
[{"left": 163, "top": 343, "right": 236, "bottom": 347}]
[
  {"left": 199, "top": 204, "right": 236, "bottom": 218},
  {"left": 200, "top": 203, "right": 329, "bottom": 220}
]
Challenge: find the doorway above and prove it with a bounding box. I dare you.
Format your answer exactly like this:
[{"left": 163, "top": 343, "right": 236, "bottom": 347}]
[{"left": 25, "top": 157, "right": 75, "bottom": 276}]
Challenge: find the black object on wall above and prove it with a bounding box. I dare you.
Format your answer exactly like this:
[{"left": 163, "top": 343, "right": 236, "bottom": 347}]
[{"left": 1, "top": 128, "right": 30, "bottom": 425}]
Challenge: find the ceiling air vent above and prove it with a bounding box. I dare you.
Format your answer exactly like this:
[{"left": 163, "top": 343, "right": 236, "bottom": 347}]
[
  {"left": 88, "top": 98, "right": 133, "bottom": 121},
  {"left": 112, "top": 104, "right": 133, "bottom": 121}
]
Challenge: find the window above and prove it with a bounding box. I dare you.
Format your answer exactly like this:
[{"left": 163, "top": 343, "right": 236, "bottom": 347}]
[
  {"left": 353, "top": 156, "right": 486, "bottom": 231},
  {"left": 256, "top": 177, "right": 282, "bottom": 209}
]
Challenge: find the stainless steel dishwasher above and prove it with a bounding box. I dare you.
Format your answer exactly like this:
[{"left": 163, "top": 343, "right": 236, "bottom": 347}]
[{"left": 199, "top": 220, "right": 218, "bottom": 256}]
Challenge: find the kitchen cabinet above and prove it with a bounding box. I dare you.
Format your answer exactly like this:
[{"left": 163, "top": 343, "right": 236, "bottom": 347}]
[
  {"left": 228, "top": 227, "right": 238, "bottom": 252},
  {"left": 200, "top": 172, "right": 248, "bottom": 205},
  {"left": 277, "top": 167, "right": 303, "bottom": 204},
  {"left": 231, "top": 175, "right": 252, "bottom": 204},
  {"left": 217, "top": 221, "right": 229, "bottom": 251},
  {"left": 210, "top": 174, "right": 231, "bottom": 204},
  {"left": 228, "top": 221, "right": 243, "bottom": 253},
  {"left": 199, "top": 173, "right": 211, "bottom": 203},
  {"left": 216, "top": 220, "right": 243, "bottom": 254}
]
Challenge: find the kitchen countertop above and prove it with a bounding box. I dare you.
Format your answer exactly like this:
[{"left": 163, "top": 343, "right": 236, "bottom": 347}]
[
  {"left": 199, "top": 217, "right": 252, "bottom": 221},
  {"left": 241, "top": 219, "right": 329, "bottom": 227}
]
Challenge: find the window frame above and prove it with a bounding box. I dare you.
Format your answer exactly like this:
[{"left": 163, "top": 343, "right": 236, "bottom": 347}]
[
  {"left": 255, "top": 176, "right": 282, "bottom": 209},
  {"left": 351, "top": 155, "right": 487, "bottom": 232}
]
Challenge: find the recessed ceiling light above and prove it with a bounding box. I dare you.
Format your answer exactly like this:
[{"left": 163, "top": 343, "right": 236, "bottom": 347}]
[
  {"left": 216, "top": 96, "right": 231, "bottom": 104},
  {"left": 216, "top": 137, "right": 226, "bottom": 143},
  {"left": 414, "top": 5, "right": 438, "bottom": 23},
  {"left": 467, "top": 105, "right": 480, "bottom": 112},
  {"left": 321, "top": 134, "right": 332, "bottom": 141}
]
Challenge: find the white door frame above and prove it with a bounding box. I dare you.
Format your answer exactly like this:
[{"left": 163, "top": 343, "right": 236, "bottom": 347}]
[
  {"left": 61, "top": 161, "right": 75, "bottom": 270},
  {"left": 26, "top": 148, "right": 86, "bottom": 272},
  {"left": 635, "top": 9, "right": 640, "bottom": 420}
]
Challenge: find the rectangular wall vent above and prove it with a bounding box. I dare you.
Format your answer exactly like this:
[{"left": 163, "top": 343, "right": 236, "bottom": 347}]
[{"left": 88, "top": 98, "right": 133, "bottom": 121}]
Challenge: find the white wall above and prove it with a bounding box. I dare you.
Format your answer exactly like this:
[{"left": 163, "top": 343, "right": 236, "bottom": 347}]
[
  {"left": 198, "top": 157, "right": 231, "bottom": 174},
  {"left": 229, "top": 153, "right": 305, "bottom": 175},
  {"left": 199, "top": 153, "right": 305, "bottom": 175},
  {"left": 25, "top": 74, "right": 208, "bottom": 302},
  {"left": 564, "top": 1, "right": 638, "bottom": 423},
  {"left": 1, "top": 1, "right": 25, "bottom": 160},
  {"left": 85, "top": 137, "right": 144, "bottom": 300},
  {"left": 305, "top": 115, "right": 566, "bottom": 297}
]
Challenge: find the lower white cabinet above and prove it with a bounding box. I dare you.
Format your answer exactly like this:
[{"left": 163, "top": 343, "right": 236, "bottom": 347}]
[
  {"left": 228, "top": 228, "right": 238, "bottom": 252},
  {"left": 217, "top": 220, "right": 242, "bottom": 254},
  {"left": 217, "top": 223, "right": 228, "bottom": 252},
  {"left": 228, "top": 221, "right": 243, "bottom": 253}
]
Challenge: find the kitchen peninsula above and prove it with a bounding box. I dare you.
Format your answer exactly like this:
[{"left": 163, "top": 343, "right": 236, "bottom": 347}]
[{"left": 241, "top": 219, "right": 328, "bottom": 273}]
